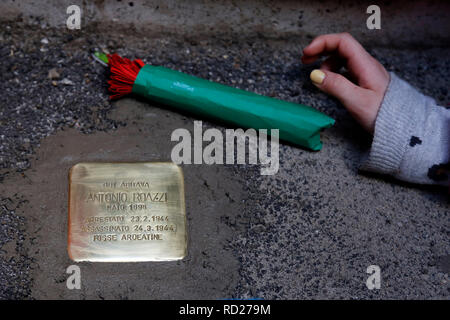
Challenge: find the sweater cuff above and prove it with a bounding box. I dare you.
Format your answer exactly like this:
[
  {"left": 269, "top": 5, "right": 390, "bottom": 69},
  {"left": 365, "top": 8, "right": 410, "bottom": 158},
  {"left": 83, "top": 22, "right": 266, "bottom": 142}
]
[{"left": 361, "top": 73, "right": 424, "bottom": 175}]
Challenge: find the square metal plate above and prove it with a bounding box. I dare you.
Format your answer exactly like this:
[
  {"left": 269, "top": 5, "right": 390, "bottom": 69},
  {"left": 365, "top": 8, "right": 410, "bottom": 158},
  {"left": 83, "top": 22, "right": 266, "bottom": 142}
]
[{"left": 68, "top": 162, "right": 187, "bottom": 262}]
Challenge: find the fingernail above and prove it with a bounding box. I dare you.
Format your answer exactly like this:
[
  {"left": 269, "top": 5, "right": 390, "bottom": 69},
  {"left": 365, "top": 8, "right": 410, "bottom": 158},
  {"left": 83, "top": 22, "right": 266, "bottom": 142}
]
[{"left": 310, "top": 69, "right": 325, "bottom": 84}]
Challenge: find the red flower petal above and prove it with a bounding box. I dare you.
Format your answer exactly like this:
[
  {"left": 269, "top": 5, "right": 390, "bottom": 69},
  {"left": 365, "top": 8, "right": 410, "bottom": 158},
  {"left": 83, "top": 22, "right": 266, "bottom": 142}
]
[{"left": 107, "top": 54, "right": 144, "bottom": 99}]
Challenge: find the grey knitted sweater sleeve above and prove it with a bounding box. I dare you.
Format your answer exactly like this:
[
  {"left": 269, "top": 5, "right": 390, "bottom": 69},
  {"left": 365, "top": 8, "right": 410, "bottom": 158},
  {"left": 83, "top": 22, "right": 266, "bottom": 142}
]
[{"left": 361, "top": 72, "right": 450, "bottom": 186}]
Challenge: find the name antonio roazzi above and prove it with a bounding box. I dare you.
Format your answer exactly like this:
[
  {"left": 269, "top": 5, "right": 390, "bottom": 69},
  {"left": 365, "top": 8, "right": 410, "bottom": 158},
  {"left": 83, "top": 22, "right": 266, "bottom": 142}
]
[{"left": 85, "top": 191, "right": 168, "bottom": 203}]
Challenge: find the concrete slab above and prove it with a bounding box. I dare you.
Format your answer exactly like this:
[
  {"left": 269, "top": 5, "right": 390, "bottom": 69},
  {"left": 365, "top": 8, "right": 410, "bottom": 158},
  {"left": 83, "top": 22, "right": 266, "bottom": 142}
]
[
  {"left": 0, "top": 0, "right": 449, "bottom": 47},
  {"left": 0, "top": 1, "right": 449, "bottom": 299}
]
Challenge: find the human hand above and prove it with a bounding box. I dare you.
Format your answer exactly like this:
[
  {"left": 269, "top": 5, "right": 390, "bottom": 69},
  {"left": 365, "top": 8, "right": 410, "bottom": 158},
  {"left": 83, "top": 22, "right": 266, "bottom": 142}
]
[{"left": 301, "top": 33, "right": 390, "bottom": 133}]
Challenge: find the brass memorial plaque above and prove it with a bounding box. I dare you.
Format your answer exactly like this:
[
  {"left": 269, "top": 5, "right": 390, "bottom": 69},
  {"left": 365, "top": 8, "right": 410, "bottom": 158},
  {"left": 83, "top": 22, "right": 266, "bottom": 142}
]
[{"left": 68, "top": 162, "right": 187, "bottom": 262}]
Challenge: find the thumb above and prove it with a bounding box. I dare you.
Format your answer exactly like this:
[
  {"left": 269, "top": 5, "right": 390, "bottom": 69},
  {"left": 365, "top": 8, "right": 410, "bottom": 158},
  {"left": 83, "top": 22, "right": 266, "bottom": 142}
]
[{"left": 310, "top": 69, "right": 367, "bottom": 109}]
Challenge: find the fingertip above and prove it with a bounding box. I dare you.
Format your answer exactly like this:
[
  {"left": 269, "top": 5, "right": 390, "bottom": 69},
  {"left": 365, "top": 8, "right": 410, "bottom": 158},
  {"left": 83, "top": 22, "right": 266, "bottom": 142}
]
[
  {"left": 302, "top": 43, "right": 316, "bottom": 56},
  {"left": 303, "top": 35, "right": 324, "bottom": 54},
  {"left": 301, "top": 55, "right": 318, "bottom": 64},
  {"left": 310, "top": 69, "right": 326, "bottom": 85}
]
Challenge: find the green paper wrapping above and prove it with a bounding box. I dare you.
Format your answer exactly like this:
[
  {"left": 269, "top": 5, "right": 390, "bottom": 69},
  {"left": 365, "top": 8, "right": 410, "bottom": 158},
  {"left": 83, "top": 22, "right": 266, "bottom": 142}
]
[{"left": 132, "top": 65, "right": 334, "bottom": 150}]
